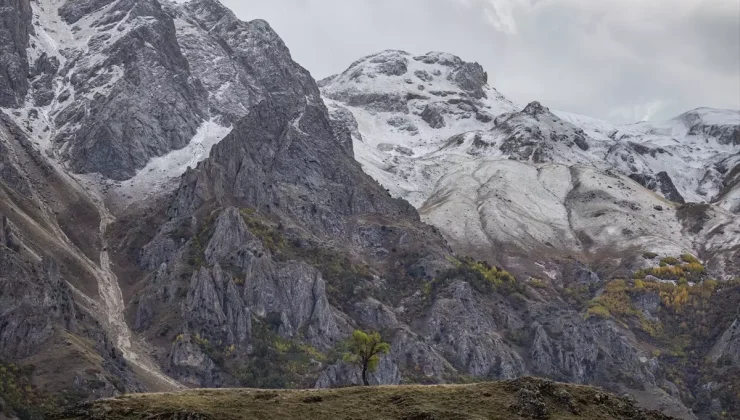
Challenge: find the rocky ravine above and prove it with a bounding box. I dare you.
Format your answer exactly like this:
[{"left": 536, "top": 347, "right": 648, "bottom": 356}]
[{"left": 0, "top": 1, "right": 738, "bottom": 420}]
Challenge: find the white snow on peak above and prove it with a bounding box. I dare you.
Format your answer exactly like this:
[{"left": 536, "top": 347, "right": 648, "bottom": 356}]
[
  {"left": 321, "top": 49, "right": 739, "bottom": 276},
  {"left": 105, "top": 118, "right": 232, "bottom": 207},
  {"left": 3, "top": 0, "right": 238, "bottom": 206}
]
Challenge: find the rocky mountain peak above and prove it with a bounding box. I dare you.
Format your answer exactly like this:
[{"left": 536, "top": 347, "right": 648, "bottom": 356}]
[
  {"left": 522, "top": 101, "right": 551, "bottom": 117},
  {"left": 677, "top": 108, "right": 740, "bottom": 146},
  {"left": 494, "top": 101, "right": 593, "bottom": 161},
  {"left": 413, "top": 51, "right": 464, "bottom": 67}
]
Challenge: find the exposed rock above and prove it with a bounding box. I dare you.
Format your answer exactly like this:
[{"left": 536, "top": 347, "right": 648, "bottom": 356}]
[
  {"left": 476, "top": 112, "right": 493, "bottom": 123},
  {"left": 57, "top": 0, "right": 207, "bottom": 180},
  {"left": 715, "top": 316, "right": 740, "bottom": 366},
  {"left": 58, "top": 0, "right": 118, "bottom": 24},
  {"left": 326, "top": 103, "right": 360, "bottom": 156},
  {"left": 185, "top": 264, "right": 251, "bottom": 348},
  {"left": 242, "top": 259, "right": 343, "bottom": 349},
  {"left": 330, "top": 91, "right": 409, "bottom": 113},
  {"left": 497, "top": 102, "right": 593, "bottom": 162},
  {"left": 0, "top": 255, "right": 76, "bottom": 359},
  {"left": 377, "top": 143, "right": 414, "bottom": 156},
  {"left": 386, "top": 116, "right": 418, "bottom": 133},
  {"left": 450, "top": 62, "right": 487, "bottom": 99},
  {"left": 563, "top": 262, "right": 601, "bottom": 285},
  {"left": 682, "top": 109, "right": 740, "bottom": 146},
  {"left": 168, "top": 335, "right": 225, "bottom": 387},
  {"left": 414, "top": 69, "right": 433, "bottom": 82},
  {"left": 1, "top": 215, "right": 20, "bottom": 252},
  {"left": 0, "top": 0, "right": 32, "bottom": 107},
  {"left": 421, "top": 103, "right": 446, "bottom": 129},
  {"left": 353, "top": 298, "right": 400, "bottom": 330},
  {"left": 629, "top": 172, "right": 686, "bottom": 204},
  {"left": 167, "top": 97, "right": 420, "bottom": 236},
  {"left": 29, "top": 53, "right": 60, "bottom": 106},
  {"left": 523, "top": 101, "right": 550, "bottom": 116},
  {"left": 424, "top": 281, "right": 525, "bottom": 378},
  {"left": 368, "top": 51, "right": 409, "bottom": 76},
  {"left": 1, "top": 2, "right": 736, "bottom": 418},
  {"left": 413, "top": 51, "right": 463, "bottom": 67}
]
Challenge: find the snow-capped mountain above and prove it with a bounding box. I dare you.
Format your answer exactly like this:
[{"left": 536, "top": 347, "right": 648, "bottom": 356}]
[{"left": 319, "top": 49, "right": 740, "bottom": 279}]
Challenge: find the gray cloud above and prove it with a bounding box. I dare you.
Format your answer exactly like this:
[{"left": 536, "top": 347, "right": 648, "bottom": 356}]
[{"left": 205, "top": 0, "right": 739, "bottom": 123}]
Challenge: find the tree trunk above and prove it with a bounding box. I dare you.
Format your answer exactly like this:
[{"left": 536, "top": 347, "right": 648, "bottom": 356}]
[{"left": 362, "top": 364, "right": 369, "bottom": 386}]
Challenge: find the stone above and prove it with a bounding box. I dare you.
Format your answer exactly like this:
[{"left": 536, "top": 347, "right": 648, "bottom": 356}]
[
  {"left": 421, "top": 104, "right": 446, "bottom": 129},
  {"left": 450, "top": 62, "right": 487, "bottom": 99}
]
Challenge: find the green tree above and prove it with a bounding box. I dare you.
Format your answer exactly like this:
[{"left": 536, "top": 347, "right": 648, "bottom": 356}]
[{"left": 343, "top": 330, "right": 391, "bottom": 386}]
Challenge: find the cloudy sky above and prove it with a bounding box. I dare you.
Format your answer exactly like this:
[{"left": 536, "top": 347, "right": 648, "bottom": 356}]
[{"left": 215, "top": 0, "right": 739, "bottom": 123}]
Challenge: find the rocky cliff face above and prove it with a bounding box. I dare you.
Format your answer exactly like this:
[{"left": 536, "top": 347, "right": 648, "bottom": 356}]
[
  {"left": 0, "top": 111, "right": 144, "bottom": 405},
  {"left": 0, "top": 0, "right": 32, "bottom": 107}
]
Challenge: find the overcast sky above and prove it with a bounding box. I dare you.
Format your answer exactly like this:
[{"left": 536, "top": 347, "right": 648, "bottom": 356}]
[{"left": 211, "top": 0, "right": 739, "bottom": 124}]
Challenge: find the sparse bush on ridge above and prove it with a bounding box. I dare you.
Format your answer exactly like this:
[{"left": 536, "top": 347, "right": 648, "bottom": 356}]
[
  {"left": 634, "top": 255, "right": 707, "bottom": 283},
  {"left": 424, "top": 256, "right": 524, "bottom": 300}
]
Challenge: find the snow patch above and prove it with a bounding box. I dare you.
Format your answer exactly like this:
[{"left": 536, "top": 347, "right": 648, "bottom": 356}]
[{"left": 110, "top": 119, "right": 232, "bottom": 205}]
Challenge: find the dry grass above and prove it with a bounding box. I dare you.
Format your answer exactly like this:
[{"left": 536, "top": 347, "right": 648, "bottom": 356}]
[{"left": 52, "top": 377, "right": 675, "bottom": 420}]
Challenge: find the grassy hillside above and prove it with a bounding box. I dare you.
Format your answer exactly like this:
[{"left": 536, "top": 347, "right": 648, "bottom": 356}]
[{"left": 52, "top": 377, "right": 674, "bottom": 420}]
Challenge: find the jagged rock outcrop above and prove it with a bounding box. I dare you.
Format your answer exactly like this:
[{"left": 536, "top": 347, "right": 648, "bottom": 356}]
[
  {"left": 496, "top": 101, "right": 592, "bottom": 161},
  {"left": 326, "top": 102, "right": 359, "bottom": 156},
  {"left": 29, "top": 53, "right": 60, "bottom": 106},
  {"left": 681, "top": 108, "right": 740, "bottom": 147},
  {"left": 424, "top": 281, "right": 525, "bottom": 378},
  {"left": 449, "top": 62, "right": 487, "bottom": 99},
  {"left": 0, "top": 0, "right": 32, "bottom": 107},
  {"left": 50, "top": 0, "right": 208, "bottom": 180},
  {"left": 167, "top": 98, "right": 420, "bottom": 237},
  {"left": 629, "top": 172, "right": 686, "bottom": 204},
  {"left": 0, "top": 255, "right": 75, "bottom": 358},
  {"left": 168, "top": 335, "right": 224, "bottom": 388},
  {"left": 528, "top": 308, "right": 654, "bottom": 387},
  {"left": 715, "top": 316, "right": 740, "bottom": 366},
  {"left": 120, "top": 17, "right": 455, "bottom": 389},
  {"left": 128, "top": 83, "right": 448, "bottom": 384},
  {"left": 421, "top": 103, "right": 446, "bottom": 129},
  {"left": 185, "top": 264, "right": 251, "bottom": 348}
]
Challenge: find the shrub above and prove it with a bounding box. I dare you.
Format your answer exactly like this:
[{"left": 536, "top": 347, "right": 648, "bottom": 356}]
[
  {"left": 660, "top": 257, "right": 680, "bottom": 266},
  {"left": 586, "top": 304, "right": 611, "bottom": 319},
  {"left": 234, "top": 320, "right": 327, "bottom": 389},
  {"left": 529, "top": 278, "right": 547, "bottom": 289},
  {"left": 428, "top": 257, "right": 523, "bottom": 298},
  {"left": 240, "top": 208, "right": 287, "bottom": 253},
  {"left": 0, "top": 362, "right": 48, "bottom": 420}
]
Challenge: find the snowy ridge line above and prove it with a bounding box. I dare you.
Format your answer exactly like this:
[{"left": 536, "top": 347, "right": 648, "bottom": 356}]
[{"left": 320, "top": 49, "right": 739, "bottom": 278}]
